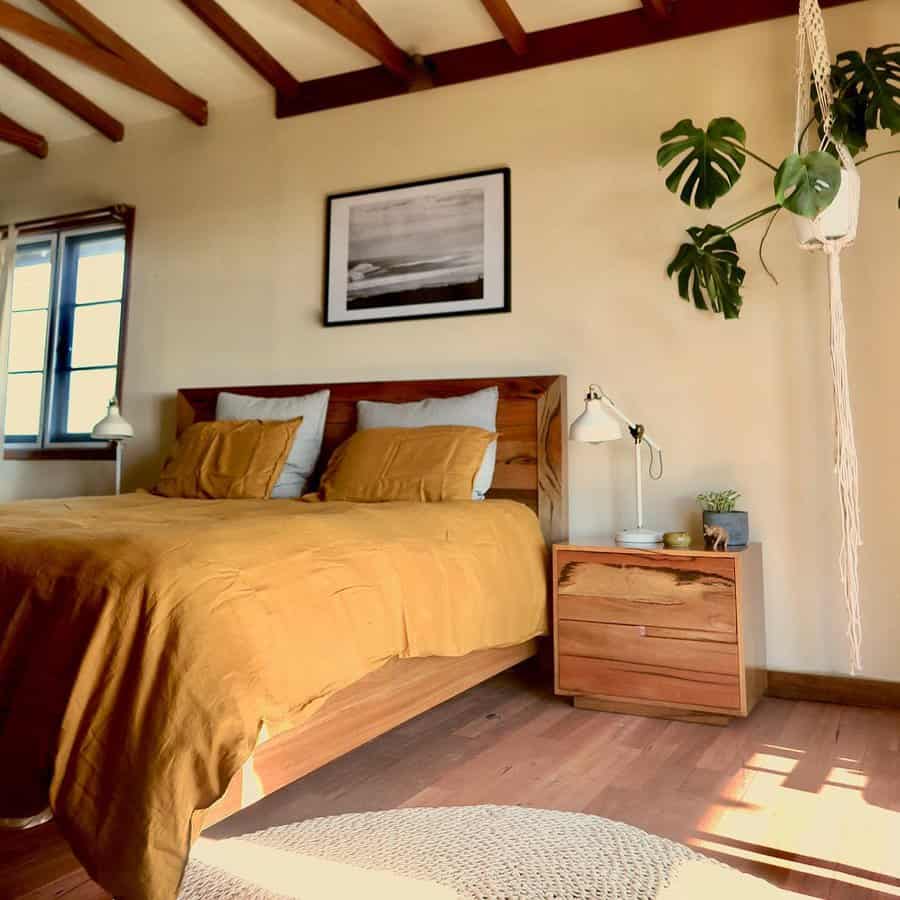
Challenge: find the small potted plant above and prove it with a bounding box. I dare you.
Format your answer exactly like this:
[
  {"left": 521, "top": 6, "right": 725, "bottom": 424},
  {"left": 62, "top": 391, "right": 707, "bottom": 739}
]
[{"left": 697, "top": 490, "right": 748, "bottom": 547}]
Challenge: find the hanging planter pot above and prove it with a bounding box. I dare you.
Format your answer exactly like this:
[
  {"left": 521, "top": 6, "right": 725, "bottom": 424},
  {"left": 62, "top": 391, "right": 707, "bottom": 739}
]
[{"left": 792, "top": 166, "right": 861, "bottom": 247}]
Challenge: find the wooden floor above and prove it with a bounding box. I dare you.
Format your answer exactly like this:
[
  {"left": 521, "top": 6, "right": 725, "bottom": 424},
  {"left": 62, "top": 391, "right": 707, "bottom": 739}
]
[{"left": 2, "top": 663, "right": 899, "bottom": 898}]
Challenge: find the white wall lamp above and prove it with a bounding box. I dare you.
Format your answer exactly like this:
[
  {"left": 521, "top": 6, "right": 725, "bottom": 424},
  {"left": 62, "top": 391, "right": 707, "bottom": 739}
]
[
  {"left": 91, "top": 398, "right": 134, "bottom": 495},
  {"left": 570, "top": 384, "right": 664, "bottom": 545}
]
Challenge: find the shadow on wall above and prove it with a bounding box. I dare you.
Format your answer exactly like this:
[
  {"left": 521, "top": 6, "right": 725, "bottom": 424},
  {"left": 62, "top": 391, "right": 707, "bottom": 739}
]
[{"left": 125, "top": 394, "right": 177, "bottom": 492}]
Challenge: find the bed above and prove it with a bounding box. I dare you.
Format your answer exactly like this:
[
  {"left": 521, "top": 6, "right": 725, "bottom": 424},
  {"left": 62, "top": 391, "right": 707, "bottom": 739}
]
[
  {"left": 0, "top": 374, "right": 567, "bottom": 899},
  {"left": 189, "top": 376, "right": 567, "bottom": 819}
]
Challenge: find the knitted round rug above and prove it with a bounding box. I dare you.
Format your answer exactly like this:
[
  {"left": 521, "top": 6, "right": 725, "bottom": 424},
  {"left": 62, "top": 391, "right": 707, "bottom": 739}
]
[{"left": 181, "top": 805, "right": 789, "bottom": 899}]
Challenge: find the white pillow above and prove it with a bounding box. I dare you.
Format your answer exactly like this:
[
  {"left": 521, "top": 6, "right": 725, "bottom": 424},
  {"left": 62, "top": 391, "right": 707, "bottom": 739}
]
[
  {"left": 216, "top": 389, "right": 330, "bottom": 498},
  {"left": 356, "top": 386, "right": 499, "bottom": 500}
]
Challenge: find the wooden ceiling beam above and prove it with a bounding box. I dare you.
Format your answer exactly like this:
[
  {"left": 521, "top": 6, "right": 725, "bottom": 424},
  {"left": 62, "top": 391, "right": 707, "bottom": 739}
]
[
  {"left": 277, "top": 0, "right": 865, "bottom": 118},
  {"left": 180, "top": 0, "right": 300, "bottom": 96},
  {"left": 641, "top": 0, "right": 674, "bottom": 21},
  {"left": 0, "top": 36, "right": 123, "bottom": 142},
  {"left": 36, "top": 0, "right": 207, "bottom": 123},
  {"left": 479, "top": 0, "right": 528, "bottom": 55},
  {"left": 38, "top": 0, "right": 161, "bottom": 66},
  {"left": 0, "top": 110, "right": 47, "bottom": 157},
  {"left": 0, "top": 0, "right": 207, "bottom": 124},
  {"left": 330, "top": 0, "right": 393, "bottom": 44},
  {"left": 289, "top": 0, "right": 412, "bottom": 80}
]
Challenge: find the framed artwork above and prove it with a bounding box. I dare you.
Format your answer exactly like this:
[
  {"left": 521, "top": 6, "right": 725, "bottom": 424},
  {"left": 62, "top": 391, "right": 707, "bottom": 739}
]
[{"left": 324, "top": 168, "right": 510, "bottom": 327}]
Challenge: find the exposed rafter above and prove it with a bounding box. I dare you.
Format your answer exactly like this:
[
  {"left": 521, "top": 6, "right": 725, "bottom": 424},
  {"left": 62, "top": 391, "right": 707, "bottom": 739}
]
[
  {"left": 641, "top": 0, "right": 674, "bottom": 21},
  {"left": 0, "top": 36, "right": 123, "bottom": 142},
  {"left": 0, "top": 110, "right": 47, "bottom": 157},
  {"left": 180, "top": 0, "right": 300, "bottom": 96},
  {"left": 331, "top": 0, "right": 394, "bottom": 45},
  {"left": 0, "top": 0, "right": 207, "bottom": 124},
  {"left": 289, "top": 0, "right": 412, "bottom": 80},
  {"left": 39, "top": 0, "right": 166, "bottom": 66},
  {"left": 479, "top": 0, "right": 528, "bottom": 55},
  {"left": 277, "top": 0, "right": 865, "bottom": 118},
  {"left": 35, "top": 0, "right": 208, "bottom": 123}
]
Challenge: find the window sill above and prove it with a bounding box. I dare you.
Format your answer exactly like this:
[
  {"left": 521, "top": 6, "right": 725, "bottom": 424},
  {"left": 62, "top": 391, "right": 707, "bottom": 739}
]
[{"left": 4, "top": 445, "right": 116, "bottom": 462}]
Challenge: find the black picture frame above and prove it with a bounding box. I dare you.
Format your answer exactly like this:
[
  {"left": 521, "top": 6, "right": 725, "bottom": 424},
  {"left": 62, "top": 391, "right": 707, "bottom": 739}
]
[{"left": 323, "top": 167, "right": 511, "bottom": 327}]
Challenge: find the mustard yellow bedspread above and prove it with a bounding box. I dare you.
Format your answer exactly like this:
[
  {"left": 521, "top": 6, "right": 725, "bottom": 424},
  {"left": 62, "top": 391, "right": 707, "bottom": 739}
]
[{"left": 0, "top": 493, "right": 547, "bottom": 899}]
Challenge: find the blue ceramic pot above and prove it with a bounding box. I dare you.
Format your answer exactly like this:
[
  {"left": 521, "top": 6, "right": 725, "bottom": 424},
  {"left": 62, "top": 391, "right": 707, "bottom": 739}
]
[{"left": 702, "top": 511, "right": 749, "bottom": 547}]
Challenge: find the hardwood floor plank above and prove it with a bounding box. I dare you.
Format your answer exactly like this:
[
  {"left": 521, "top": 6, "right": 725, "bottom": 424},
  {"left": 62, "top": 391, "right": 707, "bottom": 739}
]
[{"left": 2, "top": 664, "right": 898, "bottom": 900}]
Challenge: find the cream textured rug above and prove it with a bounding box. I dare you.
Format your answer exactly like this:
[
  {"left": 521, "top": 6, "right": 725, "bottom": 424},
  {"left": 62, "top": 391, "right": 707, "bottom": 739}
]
[{"left": 180, "top": 806, "right": 799, "bottom": 899}]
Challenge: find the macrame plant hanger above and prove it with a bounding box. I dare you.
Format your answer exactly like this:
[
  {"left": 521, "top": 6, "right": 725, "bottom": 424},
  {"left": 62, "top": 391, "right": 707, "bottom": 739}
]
[{"left": 793, "top": 0, "right": 863, "bottom": 673}]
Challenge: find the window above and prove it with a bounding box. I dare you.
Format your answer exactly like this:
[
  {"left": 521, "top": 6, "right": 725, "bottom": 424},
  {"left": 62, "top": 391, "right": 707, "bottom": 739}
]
[{"left": 4, "top": 209, "right": 133, "bottom": 459}]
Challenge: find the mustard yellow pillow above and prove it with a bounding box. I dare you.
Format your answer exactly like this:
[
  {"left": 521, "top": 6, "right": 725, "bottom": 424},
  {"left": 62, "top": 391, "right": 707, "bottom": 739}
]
[
  {"left": 154, "top": 418, "right": 302, "bottom": 500},
  {"left": 320, "top": 425, "right": 498, "bottom": 503}
]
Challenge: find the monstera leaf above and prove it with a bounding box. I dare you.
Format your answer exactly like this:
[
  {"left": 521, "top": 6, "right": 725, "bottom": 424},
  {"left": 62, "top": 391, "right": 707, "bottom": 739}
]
[
  {"left": 814, "top": 81, "right": 869, "bottom": 157},
  {"left": 667, "top": 225, "right": 746, "bottom": 320},
  {"left": 829, "top": 91, "right": 871, "bottom": 156},
  {"left": 657, "top": 118, "right": 747, "bottom": 209},
  {"left": 832, "top": 45, "right": 900, "bottom": 136},
  {"left": 774, "top": 151, "right": 842, "bottom": 218}
]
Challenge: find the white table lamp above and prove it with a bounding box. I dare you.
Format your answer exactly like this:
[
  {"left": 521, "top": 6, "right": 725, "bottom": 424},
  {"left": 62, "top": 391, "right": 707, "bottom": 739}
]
[
  {"left": 91, "top": 398, "right": 134, "bottom": 495},
  {"left": 570, "top": 384, "right": 664, "bottom": 545}
]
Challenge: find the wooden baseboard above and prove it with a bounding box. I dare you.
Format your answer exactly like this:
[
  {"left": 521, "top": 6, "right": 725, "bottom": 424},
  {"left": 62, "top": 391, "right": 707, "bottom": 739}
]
[{"left": 766, "top": 670, "right": 900, "bottom": 709}]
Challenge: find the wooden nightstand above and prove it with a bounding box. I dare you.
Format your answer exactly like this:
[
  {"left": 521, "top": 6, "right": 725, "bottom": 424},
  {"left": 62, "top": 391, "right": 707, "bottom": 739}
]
[{"left": 552, "top": 541, "right": 767, "bottom": 725}]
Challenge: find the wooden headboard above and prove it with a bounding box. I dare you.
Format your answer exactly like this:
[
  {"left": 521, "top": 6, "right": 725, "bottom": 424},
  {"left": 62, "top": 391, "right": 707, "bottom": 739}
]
[{"left": 176, "top": 375, "right": 568, "bottom": 545}]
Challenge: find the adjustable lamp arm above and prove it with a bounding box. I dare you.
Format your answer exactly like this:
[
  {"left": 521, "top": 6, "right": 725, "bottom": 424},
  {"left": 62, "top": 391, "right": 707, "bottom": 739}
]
[{"left": 586, "top": 385, "right": 662, "bottom": 453}]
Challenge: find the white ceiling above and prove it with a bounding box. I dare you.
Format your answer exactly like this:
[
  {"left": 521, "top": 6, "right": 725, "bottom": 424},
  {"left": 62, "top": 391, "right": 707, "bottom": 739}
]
[{"left": 0, "top": 0, "right": 641, "bottom": 153}]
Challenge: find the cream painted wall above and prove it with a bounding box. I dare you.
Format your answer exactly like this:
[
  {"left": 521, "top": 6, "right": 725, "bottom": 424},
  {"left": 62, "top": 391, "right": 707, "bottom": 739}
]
[{"left": 1, "top": 1, "right": 897, "bottom": 678}]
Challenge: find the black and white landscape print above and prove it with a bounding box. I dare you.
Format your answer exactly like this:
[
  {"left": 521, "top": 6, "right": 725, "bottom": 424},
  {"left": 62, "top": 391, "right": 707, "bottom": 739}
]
[
  {"left": 347, "top": 189, "right": 485, "bottom": 310},
  {"left": 325, "top": 169, "right": 509, "bottom": 326}
]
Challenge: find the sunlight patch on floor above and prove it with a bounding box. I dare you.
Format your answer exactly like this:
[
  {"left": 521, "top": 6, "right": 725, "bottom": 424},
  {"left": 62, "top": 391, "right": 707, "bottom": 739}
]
[
  {"left": 758, "top": 745, "right": 804, "bottom": 758},
  {"left": 822, "top": 764, "right": 867, "bottom": 790},
  {"left": 191, "top": 836, "right": 458, "bottom": 898},
  {"left": 657, "top": 858, "right": 805, "bottom": 899},
  {"left": 689, "top": 835, "right": 900, "bottom": 896},
  {"left": 239, "top": 723, "right": 270, "bottom": 808},
  {"left": 743, "top": 751, "right": 799, "bottom": 776}
]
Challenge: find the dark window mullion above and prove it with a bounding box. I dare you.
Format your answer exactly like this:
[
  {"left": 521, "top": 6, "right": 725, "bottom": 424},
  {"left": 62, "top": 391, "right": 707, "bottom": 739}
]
[
  {"left": 48, "top": 240, "right": 78, "bottom": 443},
  {"left": 73, "top": 298, "right": 122, "bottom": 310},
  {"left": 35, "top": 237, "right": 59, "bottom": 449},
  {"left": 68, "top": 364, "right": 119, "bottom": 374}
]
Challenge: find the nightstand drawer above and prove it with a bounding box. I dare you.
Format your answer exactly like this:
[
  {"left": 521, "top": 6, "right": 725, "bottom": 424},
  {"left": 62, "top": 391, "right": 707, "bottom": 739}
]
[
  {"left": 557, "top": 621, "right": 738, "bottom": 673},
  {"left": 558, "top": 654, "right": 741, "bottom": 711},
  {"left": 556, "top": 550, "right": 737, "bottom": 636}
]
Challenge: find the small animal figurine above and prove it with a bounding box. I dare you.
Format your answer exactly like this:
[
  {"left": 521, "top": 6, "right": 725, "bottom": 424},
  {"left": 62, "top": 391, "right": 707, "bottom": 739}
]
[{"left": 703, "top": 523, "right": 730, "bottom": 551}]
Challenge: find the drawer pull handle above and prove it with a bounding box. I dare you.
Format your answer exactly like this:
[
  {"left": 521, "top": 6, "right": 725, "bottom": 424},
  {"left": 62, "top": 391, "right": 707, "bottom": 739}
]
[{"left": 639, "top": 625, "right": 647, "bottom": 637}]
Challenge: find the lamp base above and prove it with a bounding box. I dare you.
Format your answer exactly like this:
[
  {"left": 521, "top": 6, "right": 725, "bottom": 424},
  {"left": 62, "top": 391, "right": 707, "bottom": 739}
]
[{"left": 615, "top": 527, "right": 663, "bottom": 546}]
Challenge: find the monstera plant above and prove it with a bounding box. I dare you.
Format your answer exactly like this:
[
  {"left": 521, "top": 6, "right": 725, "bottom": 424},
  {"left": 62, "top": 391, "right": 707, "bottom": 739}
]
[{"left": 659, "top": 44, "right": 899, "bottom": 319}]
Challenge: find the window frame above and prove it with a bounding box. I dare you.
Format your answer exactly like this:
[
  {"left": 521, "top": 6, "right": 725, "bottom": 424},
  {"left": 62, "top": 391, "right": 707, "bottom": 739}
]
[
  {"left": 3, "top": 206, "right": 134, "bottom": 462},
  {"left": 3, "top": 234, "right": 58, "bottom": 449}
]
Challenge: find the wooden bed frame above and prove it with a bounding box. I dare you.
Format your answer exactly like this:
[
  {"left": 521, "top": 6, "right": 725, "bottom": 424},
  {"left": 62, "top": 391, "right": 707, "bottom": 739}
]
[{"left": 175, "top": 374, "right": 568, "bottom": 827}]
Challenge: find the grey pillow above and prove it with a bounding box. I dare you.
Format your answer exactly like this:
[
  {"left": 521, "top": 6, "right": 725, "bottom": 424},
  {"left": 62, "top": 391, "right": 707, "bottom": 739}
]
[
  {"left": 356, "top": 386, "right": 499, "bottom": 500},
  {"left": 216, "top": 389, "right": 330, "bottom": 498}
]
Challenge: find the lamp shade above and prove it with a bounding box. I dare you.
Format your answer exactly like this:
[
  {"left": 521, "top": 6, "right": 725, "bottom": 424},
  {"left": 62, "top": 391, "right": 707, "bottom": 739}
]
[
  {"left": 569, "top": 397, "right": 624, "bottom": 444},
  {"left": 91, "top": 400, "right": 134, "bottom": 440}
]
